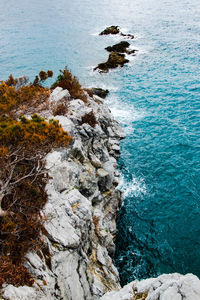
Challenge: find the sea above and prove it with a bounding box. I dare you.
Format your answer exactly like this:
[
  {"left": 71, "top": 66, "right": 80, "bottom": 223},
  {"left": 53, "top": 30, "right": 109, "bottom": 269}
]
[{"left": 0, "top": 0, "right": 199, "bottom": 286}]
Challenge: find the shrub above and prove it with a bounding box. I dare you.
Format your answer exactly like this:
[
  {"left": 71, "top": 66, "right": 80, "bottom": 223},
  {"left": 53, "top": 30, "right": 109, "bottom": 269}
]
[
  {"left": 80, "top": 111, "right": 98, "bottom": 128},
  {"left": 0, "top": 73, "right": 72, "bottom": 287},
  {"left": 51, "top": 67, "right": 88, "bottom": 103},
  {"left": 0, "top": 257, "right": 34, "bottom": 287},
  {"left": 5, "top": 74, "right": 29, "bottom": 88},
  {"left": 33, "top": 70, "right": 53, "bottom": 86},
  {"left": 0, "top": 80, "right": 49, "bottom": 116},
  {"left": 52, "top": 103, "right": 68, "bottom": 116},
  {"left": 0, "top": 115, "right": 72, "bottom": 148}
]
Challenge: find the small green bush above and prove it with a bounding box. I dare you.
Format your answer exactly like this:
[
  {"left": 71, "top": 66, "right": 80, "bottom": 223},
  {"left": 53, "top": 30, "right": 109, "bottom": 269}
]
[{"left": 51, "top": 67, "right": 88, "bottom": 103}]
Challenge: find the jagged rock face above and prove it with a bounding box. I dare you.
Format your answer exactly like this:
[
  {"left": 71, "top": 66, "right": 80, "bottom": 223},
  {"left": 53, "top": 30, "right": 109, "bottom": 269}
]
[
  {"left": 1, "top": 88, "right": 125, "bottom": 300},
  {"left": 2, "top": 88, "right": 200, "bottom": 300},
  {"left": 100, "top": 273, "right": 200, "bottom": 300}
]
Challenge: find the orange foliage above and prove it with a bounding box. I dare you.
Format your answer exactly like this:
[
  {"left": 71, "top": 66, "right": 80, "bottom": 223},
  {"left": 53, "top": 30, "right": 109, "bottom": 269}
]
[
  {"left": 0, "top": 257, "right": 34, "bottom": 287},
  {"left": 0, "top": 114, "right": 72, "bottom": 148},
  {"left": 0, "top": 73, "right": 72, "bottom": 288},
  {"left": 0, "top": 80, "right": 49, "bottom": 115}
]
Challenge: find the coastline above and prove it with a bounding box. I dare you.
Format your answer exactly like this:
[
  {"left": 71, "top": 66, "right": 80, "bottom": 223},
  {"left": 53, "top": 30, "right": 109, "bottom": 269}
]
[
  {"left": 1, "top": 84, "right": 200, "bottom": 300},
  {"left": 1, "top": 86, "right": 125, "bottom": 299}
]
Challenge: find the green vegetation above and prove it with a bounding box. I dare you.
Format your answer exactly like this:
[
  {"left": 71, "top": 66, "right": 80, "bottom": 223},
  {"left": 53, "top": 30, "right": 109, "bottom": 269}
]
[{"left": 51, "top": 67, "right": 88, "bottom": 103}]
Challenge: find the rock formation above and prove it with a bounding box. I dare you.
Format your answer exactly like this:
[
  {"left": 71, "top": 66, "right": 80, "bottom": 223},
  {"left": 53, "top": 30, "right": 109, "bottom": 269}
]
[
  {"left": 100, "top": 273, "right": 200, "bottom": 300},
  {"left": 90, "top": 88, "right": 109, "bottom": 99},
  {"left": 105, "top": 41, "right": 137, "bottom": 55},
  {"left": 1, "top": 87, "right": 125, "bottom": 299},
  {"left": 1, "top": 86, "right": 200, "bottom": 300},
  {"left": 95, "top": 27, "right": 137, "bottom": 72},
  {"left": 94, "top": 52, "right": 129, "bottom": 73},
  {"left": 100, "top": 26, "right": 120, "bottom": 35},
  {"left": 100, "top": 26, "right": 134, "bottom": 39}
]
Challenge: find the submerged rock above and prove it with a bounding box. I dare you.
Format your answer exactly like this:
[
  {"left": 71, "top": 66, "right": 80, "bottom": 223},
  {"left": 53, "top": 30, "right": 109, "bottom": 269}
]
[
  {"left": 105, "top": 41, "right": 137, "bottom": 55},
  {"left": 100, "top": 25, "right": 120, "bottom": 35},
  {"left": 94, "top": 52, "right": 129, "bottom": 73}
]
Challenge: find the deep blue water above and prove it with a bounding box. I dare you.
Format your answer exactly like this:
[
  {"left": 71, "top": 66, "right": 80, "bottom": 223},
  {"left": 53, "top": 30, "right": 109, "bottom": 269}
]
[{"left": 0, "top": 0, "right": 199, "bottom": 285}]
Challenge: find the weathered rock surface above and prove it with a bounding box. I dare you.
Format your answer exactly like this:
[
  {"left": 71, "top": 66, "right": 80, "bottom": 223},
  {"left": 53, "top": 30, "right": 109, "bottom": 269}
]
[
  {"left": 2, "top": 87, "right": 125, "bottom": 300},
  {"left": 2, "top": 87, "right": 199, "bottom": 300},
  {"left": 94, "top": 52, "right": 129, "bottom": 73},
  {"left": 100, "top": 273, "right": 200, "bottom": 300}
]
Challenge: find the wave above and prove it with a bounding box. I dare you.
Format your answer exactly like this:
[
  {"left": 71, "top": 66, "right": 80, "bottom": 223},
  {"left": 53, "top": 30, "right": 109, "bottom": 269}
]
[
  {"left": 118, "top": 173, "right": 147, "bottom": 199},
  {"left": 106, "top": 94, "right": 146, "bottom": 133}
]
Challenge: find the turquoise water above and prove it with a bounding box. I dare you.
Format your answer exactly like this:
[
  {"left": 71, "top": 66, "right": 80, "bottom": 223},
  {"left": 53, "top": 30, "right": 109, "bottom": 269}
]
[{"left": 0, "top": 0, "right": 199, "bottom": 285}]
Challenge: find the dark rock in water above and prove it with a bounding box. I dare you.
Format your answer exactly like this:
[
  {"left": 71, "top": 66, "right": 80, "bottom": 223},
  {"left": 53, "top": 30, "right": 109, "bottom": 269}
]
[
  {"left": 94, "top": 52, "right": 129, "bottom": 73},
  {"left": 100, "top": 25, "right": 120, "bottom": 35},
  {"left": 105, "top": 41, "right": 130, "bottom": 53},
  {"left": 99, "top": 26, "right": 134, "bottom": 39},
  {"left": 91, "top": 88, "right": 109, "bottom": 99},
  {"left": 105, "top": 41, "right": 137, "bottom": 56}
]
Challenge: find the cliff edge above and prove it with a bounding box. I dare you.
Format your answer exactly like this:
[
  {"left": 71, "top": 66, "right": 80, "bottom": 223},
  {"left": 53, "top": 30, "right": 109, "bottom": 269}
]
[{"left": 1, "top": 86, "right": 200, "bottom": 300}]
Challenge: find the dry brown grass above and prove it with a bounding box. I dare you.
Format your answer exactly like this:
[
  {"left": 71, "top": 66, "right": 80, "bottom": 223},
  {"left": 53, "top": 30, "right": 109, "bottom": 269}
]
[{"left": 80, "top": 111, "right": 98, "bottom": 128}]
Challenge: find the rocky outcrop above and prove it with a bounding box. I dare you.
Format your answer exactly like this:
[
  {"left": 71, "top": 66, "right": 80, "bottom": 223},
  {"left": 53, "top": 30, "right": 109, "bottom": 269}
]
[
  {"left": 105, "top": 41, "right": 137, "bottom": 55},
  {"left": 94, "top": 52, "right": 129, "bottom": 73},
  {"left": 1, "top": 87, "right": 125, "bottom": 300},
  {"left": 100, "top": 273, "right": 200, "bottom": 300},
  {"left": 95, "top": 28, "right": 137, "bottom": 73},
  {"left": 100, "top": 26, "right": 134, "bottom": 39},
  {"left": 100, "top": 26, "right": 120, "bottom": 35},
  {"left": 90, "top": 88, "right": 109, "bottom": 99}
]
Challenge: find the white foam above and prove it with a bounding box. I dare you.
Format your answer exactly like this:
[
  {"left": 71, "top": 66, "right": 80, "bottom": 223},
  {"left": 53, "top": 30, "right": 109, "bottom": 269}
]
[
  {"left": 107, "top": 95, "right": 146, "bottom": 128},
  {"left": 118, "top": 174, "right": 147, "bottom": 199},
  {"left": 125, "top": 52, "right": 138, "bottom": 62},
  {"left": 90, "top": 32, "right": 99, "bottom": 36}
]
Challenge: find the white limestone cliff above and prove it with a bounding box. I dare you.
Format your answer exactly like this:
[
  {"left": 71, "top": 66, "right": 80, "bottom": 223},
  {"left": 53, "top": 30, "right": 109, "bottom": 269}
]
[
  {"left": 2, "top": 87, "right": 124, "bottom": 299},
  {"left": 2, "top": 87, "right": 200, "bottom": 300},
  {"left": 100, "top": 273, "right": 200, "bottom": 300}
]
